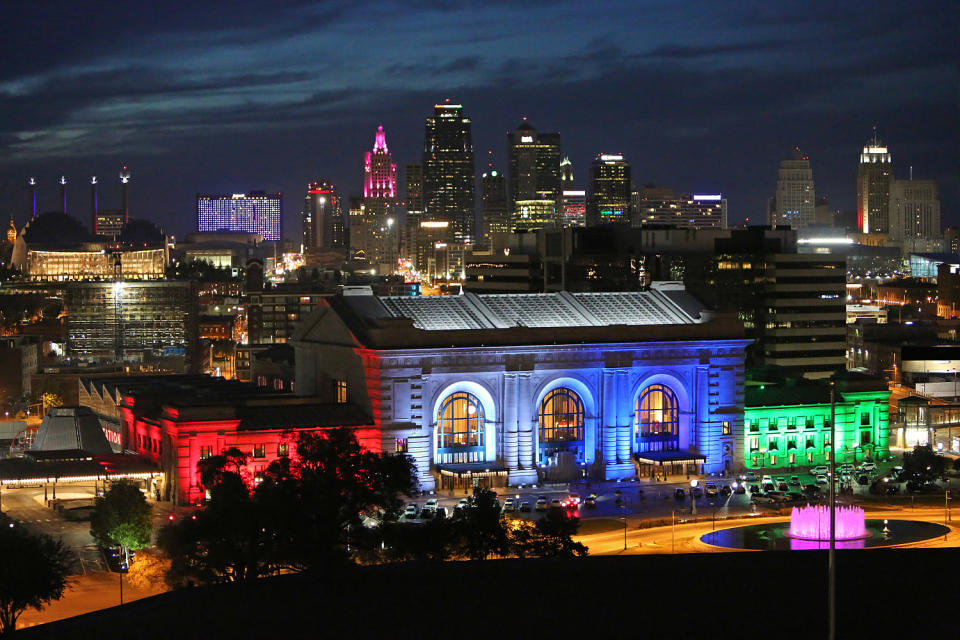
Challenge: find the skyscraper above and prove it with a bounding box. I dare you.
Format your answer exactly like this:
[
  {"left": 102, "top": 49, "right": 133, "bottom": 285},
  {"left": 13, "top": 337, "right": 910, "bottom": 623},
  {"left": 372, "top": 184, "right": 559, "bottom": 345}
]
[
  {"left": 197, "top": 192, "right": 282, "bottom": 241},
  {"left": 422, "top": 101, "right": 475, "bottom": 245},
  {"left": 481, "top": 169, "right": 509, "bottom": 245},
  {"left": 302, "top": 181, "right": 343, "bottom": 252},
  {"left": 857, "top": 130, "right": 893, "bottom": 234},
  {"left": 771, "top": 147, "right": 815, "bottom": 228},
  {"left": 889, "top": 178, "right": 940, "bottom": 241},
  {"left": 402, "top": 163, "right": 423, "bottom": 265},
  {"left": 507, "top": 120, "right": 561, "bottom": 215},
  {"left": 559, "top": 157, "right": 585, "bottom": 227},
  {"left": 586, "top": 154, "right": 631, "bottom": 226},
  {"left": 363, "top": 125, "right": 398, "bottom": 271}
]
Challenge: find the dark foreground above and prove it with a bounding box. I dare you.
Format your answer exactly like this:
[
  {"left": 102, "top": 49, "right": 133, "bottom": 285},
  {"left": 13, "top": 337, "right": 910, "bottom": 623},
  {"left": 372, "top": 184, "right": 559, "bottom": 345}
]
[{"left": 21, "top": 549, "right": 955, "bottom": 639}]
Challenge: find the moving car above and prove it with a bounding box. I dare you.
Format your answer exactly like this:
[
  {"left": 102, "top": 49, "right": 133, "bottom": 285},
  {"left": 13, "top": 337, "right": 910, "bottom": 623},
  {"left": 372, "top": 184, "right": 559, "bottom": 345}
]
[
  {"left": 584, "top": 494, "right": 598, "bottom": 507},
  {"left": 565, "top": 494, "right": 581, "bottom": 507},
  {"left": 744, "top": 472, "right": 760, "bottom": 483},
  {"left": 691, "top": 486, "right": 703, "bottom": 499}
]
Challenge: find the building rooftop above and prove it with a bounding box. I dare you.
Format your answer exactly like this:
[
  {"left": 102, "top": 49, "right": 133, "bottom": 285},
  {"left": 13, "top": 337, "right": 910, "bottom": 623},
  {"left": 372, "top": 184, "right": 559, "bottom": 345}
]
[{"left": 30, "top": 407, "right": 113, "bottom": 455}]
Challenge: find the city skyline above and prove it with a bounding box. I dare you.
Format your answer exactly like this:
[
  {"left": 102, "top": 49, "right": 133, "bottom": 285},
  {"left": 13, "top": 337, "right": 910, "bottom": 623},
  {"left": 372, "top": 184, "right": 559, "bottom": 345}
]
[{"left": 0, "top": 1, "right": 954, "bottom": 240}]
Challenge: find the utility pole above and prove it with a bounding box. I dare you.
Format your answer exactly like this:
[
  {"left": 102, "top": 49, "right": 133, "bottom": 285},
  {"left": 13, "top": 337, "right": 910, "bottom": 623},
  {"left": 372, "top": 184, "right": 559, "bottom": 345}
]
[{"left": 829, "top": 379, "right": 836, "bottom": 640}]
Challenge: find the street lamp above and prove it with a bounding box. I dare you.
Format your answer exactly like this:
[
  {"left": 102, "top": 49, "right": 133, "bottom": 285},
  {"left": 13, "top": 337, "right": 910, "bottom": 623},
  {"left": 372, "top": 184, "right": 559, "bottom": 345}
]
[{"left": 690, "top": 479, "right": 698, "bottom": 516}]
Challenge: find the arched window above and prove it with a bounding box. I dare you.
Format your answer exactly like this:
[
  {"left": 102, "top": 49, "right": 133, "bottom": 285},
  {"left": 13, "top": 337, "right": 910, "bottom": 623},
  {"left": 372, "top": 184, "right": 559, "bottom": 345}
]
[
  {"left": 539, "top": 388, "right": 584, "bottom": 443},
  {"left": 437, "top": 392, "right": 485, "bottom": 458},
  {"left": 636, "top": 385, "right": 679, "bottom": 451}
]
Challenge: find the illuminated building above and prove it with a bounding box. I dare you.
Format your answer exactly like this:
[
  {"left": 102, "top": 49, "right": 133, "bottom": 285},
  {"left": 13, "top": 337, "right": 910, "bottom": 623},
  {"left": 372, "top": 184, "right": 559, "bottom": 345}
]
[
  {"left": 246, "top": 288, "right": 328, "bottom": 344},
  {"left": 770, "top": 147, "right": 815, "bottom": 228},
  {"left": 512, "top": 197, "right": 556, "bottom": 232},
  {"left": 295, "top": 284, "right": 749, "bottom": 489},
  {"left": 402, "top": 163, "right": 424, "bottom": 263},
  {"left": 744, "top": 372, "right": 890, "bottom": 469},
  {"left": 19, "top": 248, "right": 166, "bottom": 281},
  {"left": 631, "top": 188, "right": 728, "bottom": 229},
  {"left": 412, "top": 220, "right": 453, "bottom": 280},
  {"left": 422, "top": 101, "right": 475, "bottom": 244},
  {"left": 507, "top": 120, "right": 561, "bottom": 217},
  {"left": 587, "top": 154, "right": 631, "bottom": 226},
  {"left": 481, "top": 169, "right": 509, "bottom": 245},
  {"left": 857, "top": 131, "right": 893, "bottom": 234},
  {"left": 66, "top": 281, "right": 199, "bottom": 370},
  {"left": 889, "top": 179, "right": 940, "bottom": 241},
  {"left": 94, "top": 212, "right": 126, "bottom": 238},
  {"left": 560, "top": 190, "right": 586, "bottom": 227},
  {"left": 6, "top": 218, "right": 16, "bottom": 244},
  {"left": 302, "top": 180, "right": 344, "bottom": 253},
  {"left": 363, "top": 125, "right": 398, "bottom": 271},
  {"left": 197, "top": 192, "right": 282, "bottom": 242},
  {"left": 81, "top": 375, "right": 375, "bottom": 504}
]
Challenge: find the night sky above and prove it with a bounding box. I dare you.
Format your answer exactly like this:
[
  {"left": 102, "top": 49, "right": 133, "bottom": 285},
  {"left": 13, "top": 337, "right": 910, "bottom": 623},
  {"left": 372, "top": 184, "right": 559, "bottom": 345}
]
[{"left": 0, "top": 0, "right": 955, "bottom": 240}]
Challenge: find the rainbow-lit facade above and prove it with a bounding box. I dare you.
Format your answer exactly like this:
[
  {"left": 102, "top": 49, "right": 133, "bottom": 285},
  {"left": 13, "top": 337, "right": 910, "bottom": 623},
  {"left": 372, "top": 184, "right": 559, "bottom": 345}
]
[
  {"left": 197, "top": 192, "right": 282, "bottom": 242},
  {"left": 295, "top": 284, "right": 750, "bottom": 490}
]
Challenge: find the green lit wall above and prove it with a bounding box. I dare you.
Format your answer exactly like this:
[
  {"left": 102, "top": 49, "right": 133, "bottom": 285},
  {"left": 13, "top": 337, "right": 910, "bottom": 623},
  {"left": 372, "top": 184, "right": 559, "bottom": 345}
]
[{"left": 743, "top": 389, "right": 889, "bottom": 470}]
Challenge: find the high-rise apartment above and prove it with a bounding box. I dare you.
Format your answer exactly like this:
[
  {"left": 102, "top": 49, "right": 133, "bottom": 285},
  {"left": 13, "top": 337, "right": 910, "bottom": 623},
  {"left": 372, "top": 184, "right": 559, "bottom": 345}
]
[
  {"left": 771, "top": 147, "right": 815, "bottom": 228},
  {"left": 857, "top": 131, "right": 893, "bottom": 234},
  {"left": 301, "top": 181, "right": 344, "bottom": 252},
  {"left": 363, "top": 125, "right": 398, "bottom": 271},
  {"left": 423, "top": 101, "right": 475, "bottom": 245},
  {"left": 889, "top": 179, "right": 940, "bottom": 241},
  {"left": 507, "top": 120, "right": 561, "bottom": 216},
  {"left": 198, "top": 192, "right": 282, "bottom": 242},
  {"left": 586, "top": 154, "right": 631, "bottom": 226}
]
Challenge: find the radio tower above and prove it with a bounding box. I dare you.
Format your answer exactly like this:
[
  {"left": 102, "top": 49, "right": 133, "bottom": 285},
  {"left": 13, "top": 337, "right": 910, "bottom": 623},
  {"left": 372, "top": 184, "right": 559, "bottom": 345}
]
[
  {"left": 119, "top": 166, "right": 131, "bottom": 222},
  {"left": 59, "top": 176, "right": 67, "bottom": 214},
  {"left": 90, "top": 176, "right": 99, "bottom": 234},
  {"left": 27, "top": 177, "right": 37, "bottom": 219}
]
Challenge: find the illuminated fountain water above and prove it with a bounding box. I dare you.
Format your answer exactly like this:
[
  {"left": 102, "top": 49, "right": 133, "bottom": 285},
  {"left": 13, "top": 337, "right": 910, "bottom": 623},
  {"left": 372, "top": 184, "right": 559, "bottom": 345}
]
[{"left": 788, "top": 505, "right": 867, "bottom": 541}]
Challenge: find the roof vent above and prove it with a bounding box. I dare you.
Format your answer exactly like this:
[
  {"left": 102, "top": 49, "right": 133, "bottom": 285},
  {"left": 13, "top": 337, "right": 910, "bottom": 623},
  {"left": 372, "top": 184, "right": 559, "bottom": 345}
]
[{"left": 340, "top": 285, "right": 374, "bottom": 296}]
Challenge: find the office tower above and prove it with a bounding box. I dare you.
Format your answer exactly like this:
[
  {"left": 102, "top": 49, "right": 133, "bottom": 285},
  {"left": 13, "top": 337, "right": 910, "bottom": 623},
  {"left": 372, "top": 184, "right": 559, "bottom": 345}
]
[
  {"left": 363, "top": 125, "right": 398, "bottom": 271},
  {"left": 857, "top": 130, "right": 893, "bottom": 234},
  {"left": 347, "top": 197, "right": 366, "bottom": 259},
  {"left": 586, "top": 154, "right": 631, "bottom": 226},
  {"left": 558, "top": 158, "right": 584, "bottom": 227},
  {"left": 771, "top": 147, "right": 815, "bottom": 228},
  {"left": 889, "top": 179, "right": 940, "bottom": 241},
  {"left": 422, "top": 101, "right": 475, "bottom": 244},
  {"left": 404, "top": 163, "right": 423, "bottom": 214},
  {"left": 560, "top": 157, "right": 574, "bottom": 188},
  {"left": 813, "top": 196, "right": 835, "bottom": 226},
  {"left": 631, "top": 187, "right": 728, "bottom": 229},
  {"left": 197, "top": 192, "right": 282, "bottom": 241},
  {"left": 481, "top": 169, "right": 509, "bottom": 247},
  {"left": 89, "top": 176, "right": 98, "bottom": 234},
  {"left": 507, "top": 120, "right": 562, "bottom": 215},
  {"left": 302, "top": 180, "right": 343, "bottom": 252}
]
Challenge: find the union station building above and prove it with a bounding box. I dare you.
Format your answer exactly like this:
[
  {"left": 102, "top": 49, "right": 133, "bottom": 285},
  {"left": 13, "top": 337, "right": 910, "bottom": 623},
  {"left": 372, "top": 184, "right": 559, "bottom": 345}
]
[{"left": 294, "top": 283, "right": 751, "bottom": 491}]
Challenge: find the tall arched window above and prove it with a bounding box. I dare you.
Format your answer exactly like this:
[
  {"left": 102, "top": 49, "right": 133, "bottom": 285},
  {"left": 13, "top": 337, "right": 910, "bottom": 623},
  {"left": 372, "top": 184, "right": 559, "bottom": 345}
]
[
  {"left": 437, "top": 391, "right": 485, "bottom": 463},
  {"left": 539, "top": 388, "right": 584, "bottom": 443},
  {"left": 636, "top": 384, "right": 680, "bottom": 452}
]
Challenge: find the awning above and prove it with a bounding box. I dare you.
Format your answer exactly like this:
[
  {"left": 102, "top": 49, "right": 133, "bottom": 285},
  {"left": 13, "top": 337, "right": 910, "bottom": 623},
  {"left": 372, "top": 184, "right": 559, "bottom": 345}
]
[
  {"left": 634, "top": 450, "right": 706, "bottom": 466},
  {"left": 436, "top": 463, "right": 509, "bottom": 478}
]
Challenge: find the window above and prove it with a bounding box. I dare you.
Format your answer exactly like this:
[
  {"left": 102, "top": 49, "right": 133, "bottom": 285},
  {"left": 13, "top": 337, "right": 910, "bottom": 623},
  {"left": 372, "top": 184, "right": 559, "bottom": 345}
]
[
  {"left": 860, "top": 430, "right": 872, "bottom": 445},
  {"left": 539, "top": 388, "right": 585, "bottom": 442},
  {"left": 252, "top": 444, "right": 265, "bottom": 459},
  {"left": 200, "top": 445, "right": 213, "bottom": 459},
  {"left": 636, "top": 384, "right": 679, "bottom": 437},
  {"left": 751, "top": 455, "right": 758, "bottom": 466},
  {"left": 722, "top": 421, "right": 732, "bottom": 436},
  {"left": 776, "top": 417, "right": 787, "bottom": 430},
  {"left": 334, "top": 380, "right": 347, "bottom": 404},
  {"left": 257, "top": 375, "right": 267, "bottom": 387},
  {"left": 437, "top": 391, "right": 485, "bottom": 453},
  {"left": 396, "top": 438, "right": 408, "bottom": 453},
  {"left": 797, "top": 416, "right": 809, "bottom": 429},
  {"left": 861, "top": 412, "right": 871, "bottom": 426},
  {"left": 759, "top": 418, "right": 769, "bottom": 430},
  {"left": 770, "top": 454, "right": 777, "bottom": 465},
  {"left": 747, "top": 420, "right": 758, "bottom": 433},
  {"left": 814, "top": 415, "right": 825, "bottom": 428},
  {"left": 789, "top": 453, "right": 796, "bottom": 464},
  {"left": 748, "top": 437, "right": 759, "bottom": 451},
  {"left": 807, "top": 451, "right": 814, "bottom": 463},
  {"left": 805, "top": 437, "right": 816, "bottom": 449},
  {"left": 767, "top": 438, "right": 779, "bottom": 451},
  {"left": 277, "top": 443, "right": 289, "bottom": 457}
]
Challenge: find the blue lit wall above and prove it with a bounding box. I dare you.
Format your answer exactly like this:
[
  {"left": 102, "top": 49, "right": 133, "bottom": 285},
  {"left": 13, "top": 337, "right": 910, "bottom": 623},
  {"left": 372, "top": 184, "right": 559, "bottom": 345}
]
[{"left": 197, "top": 193, "right": 282, "bottom": 241}]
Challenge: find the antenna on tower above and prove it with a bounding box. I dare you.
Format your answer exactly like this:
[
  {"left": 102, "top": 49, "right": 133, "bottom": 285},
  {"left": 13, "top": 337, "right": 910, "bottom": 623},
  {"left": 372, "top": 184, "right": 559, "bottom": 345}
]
[
  {"left": 90, "top": 176, "right": 99, "bottom": 234},
  {"left": 119, "top": 165, "right": 131, "bottom": 222}
]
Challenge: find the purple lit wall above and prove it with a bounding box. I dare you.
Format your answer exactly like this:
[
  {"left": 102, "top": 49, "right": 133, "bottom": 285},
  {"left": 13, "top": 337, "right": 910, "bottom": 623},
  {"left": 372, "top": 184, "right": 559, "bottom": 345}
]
[{"left": 363, "top": 125, "right": 397, "bottom": 199}]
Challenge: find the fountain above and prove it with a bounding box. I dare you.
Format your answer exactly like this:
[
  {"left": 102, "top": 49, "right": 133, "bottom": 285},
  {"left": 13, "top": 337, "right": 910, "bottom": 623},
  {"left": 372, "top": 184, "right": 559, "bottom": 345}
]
[{"left": 787, "top": 505, "right": 867, "bottom": 541}]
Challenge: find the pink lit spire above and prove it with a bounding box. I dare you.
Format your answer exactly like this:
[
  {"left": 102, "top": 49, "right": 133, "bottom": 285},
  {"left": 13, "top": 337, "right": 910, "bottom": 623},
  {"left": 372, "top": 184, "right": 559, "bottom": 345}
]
[{"left": 364, "top": 124, "right": 396, "bottom": 199}]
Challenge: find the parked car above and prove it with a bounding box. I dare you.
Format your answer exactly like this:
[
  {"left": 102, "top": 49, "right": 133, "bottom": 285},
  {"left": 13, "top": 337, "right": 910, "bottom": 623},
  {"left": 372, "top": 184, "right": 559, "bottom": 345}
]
[
  {"left": 748, "top": 484, "right": 761, "bottom": 494},
  {"left": 420, "top": 506, "right": 435, "bottom": 520},
  {"left": 816, "top": 475, "right": 829, "bottom": 485},
  {"left": 549, "top": 498, "right": 563, "bottom": 510},
  {"left": 734, "top": 484, "right": 747, "bottom": 495},
  {"left": 858, "top": 462, "right": 878, "bottom": 473},
  {"left": 777, "top": 482, "right": 789, "bottom": 492},
  {"left": 519, "top": 501, "right": 532, "bottom": 512},
  {"left": 691, "top": 486, "right": 703, "bottom": 499},
  {"left": 810, "top": 465, "right": 829, "bottom": 475},
  {"left": 502, "top": 502, "right": 516, "bottom": 513},
  {"left": 762, "top": 482, "right": 775, "bottom": 493},
  {"left": 744, "top": 471, "right": 760, "bottom": 482},
  {"left": 719, "top": 484, "right": 732, "bottom": 496},
  {"left": 787, "top": 492, "right": 806, "bottom": 502},
  {"left": 535, "top": 498, "right": 548, "bottom": 511},
  {"left": 424, "top": 498, "right": 439, "bottom": 509},
  {"left": 675, "top": 488, "right": 686, "bottom": 500},
  {"left": 435, "top": 506, "right": 447, "bottom": 519},
  {"left": 705, "top": 483, "right": 719, "bottom": 498},
  {"left": 751, "top": 494, "right": 777, "bottom": 504},
  {"left": 789, "top": 476, "right": 801, "bottom": 486}
]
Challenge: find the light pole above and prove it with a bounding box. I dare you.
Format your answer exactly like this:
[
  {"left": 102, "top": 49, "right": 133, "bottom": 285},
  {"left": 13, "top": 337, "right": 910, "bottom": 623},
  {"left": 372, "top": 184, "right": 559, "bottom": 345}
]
[
  {"left": 671, "top": 510, "right": 676, "bottom": 554},
  {"left": 828, "top": 379, "right": 836, "bottom": 640},
  {"left": 690, "top": 479, "right": 698, "bottom": 516}
]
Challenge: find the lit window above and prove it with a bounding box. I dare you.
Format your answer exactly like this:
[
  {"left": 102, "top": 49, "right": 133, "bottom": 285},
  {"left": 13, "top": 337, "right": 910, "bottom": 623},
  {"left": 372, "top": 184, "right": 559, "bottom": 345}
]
[
  {"left": 539, "top": 388, "right": 584, "bottom": 443},
  {"left": 635, "top": 384, "right": 679, "bottom": 438},
  {"left": 199, "top": 445, "right": 213, "bottom": 460},
  {"left": 722, "top": 421, "right": 732, "bottom": 436},
  {"left": 396, "top": 438, "right": 408, "bottom": 453},
  {"left": 277, "top": 443, "right": 289, "bottom": 457},
  {"left": 770, "top": 454, "right": 777, "bottom": 465},
  {"left": 253, "top": 444, "right": 265, "bottom": 459},
  {"left": 861, "top": 412, "right": 870, "bottom": 426},
  {"left": 335, "top": 380, "right": 347, "bottom": 404},
  {"left": 437, "top": 392, "right": 485, "bottom": 453},
  {"left": 807, "top": 451, "right": 814, "bottom": 463},
  {"left": 748, "top": 437, "right": 759, "bottom": 451}
]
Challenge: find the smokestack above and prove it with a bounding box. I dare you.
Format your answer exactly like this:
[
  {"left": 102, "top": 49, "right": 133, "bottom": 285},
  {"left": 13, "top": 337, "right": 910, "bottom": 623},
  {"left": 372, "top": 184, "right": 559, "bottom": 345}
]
[
  {"left": 90, "top": 176, "right": 99, "bottom": 235},
  {"left": 59, "top": 176, "right": 67, "bottom": 214},
  {"left": 27, "top": 177, "right": 37, "bottom": 219},
  {"left": 119, "top": 166, "right": 131, "bottom": 222}
]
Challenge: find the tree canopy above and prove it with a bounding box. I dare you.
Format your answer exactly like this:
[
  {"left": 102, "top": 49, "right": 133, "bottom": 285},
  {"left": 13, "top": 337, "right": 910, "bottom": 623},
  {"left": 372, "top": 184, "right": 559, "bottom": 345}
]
[
  {"left": 90, "top": 480, "right": 153, "bottom": 569},
  {"left": 0, "top": 525, "right": 71, "bottom": 634}
]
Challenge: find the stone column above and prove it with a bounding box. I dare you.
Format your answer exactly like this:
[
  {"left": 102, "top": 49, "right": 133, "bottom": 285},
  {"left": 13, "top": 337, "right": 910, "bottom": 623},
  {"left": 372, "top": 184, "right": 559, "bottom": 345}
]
[
  {"left": 518, "top": 373, "right": 535, "bottom": 468},
  {"left": 502, "top": 373, "right": 519, "bottom": 470},
  {"left": 601, "top": 369, "right": 618, "bottom": 464},
  {"left": 616, "top": 370, "right": 633, "bottom": 464}
]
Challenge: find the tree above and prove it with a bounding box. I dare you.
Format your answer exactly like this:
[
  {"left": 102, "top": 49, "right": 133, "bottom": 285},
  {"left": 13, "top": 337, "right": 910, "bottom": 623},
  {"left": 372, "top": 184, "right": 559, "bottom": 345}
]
[
  {"left": 530, "top": 509, "right": 589, "bottom": 558},
  {"left": 903, "top": 444, "right": 947, "bottom": 484},
  {"left": 454, "top": 488, "right": 510, "bottom": 560},
  {"left": 0, "top": 525, "right": 71, "bottom": 634},
  {"left": 125, "top": 550, "right": 171, "bottom": 591},
  {"left": 90, "top": 480, "right": 153, "bottom": 570}
]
